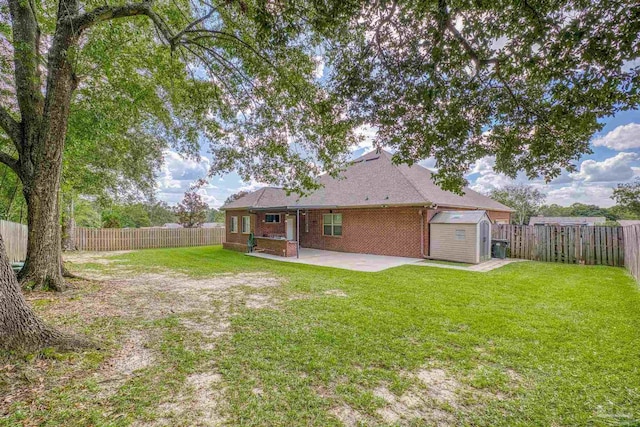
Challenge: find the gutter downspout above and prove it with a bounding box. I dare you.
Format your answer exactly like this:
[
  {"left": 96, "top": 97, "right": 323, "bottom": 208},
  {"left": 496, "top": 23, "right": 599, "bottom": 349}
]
[
  {"left": 296, "top": 209, "right": 300, "bottom": 259},
  {"left": 419, "top": 209, "right": 426, "bottom": 258}
]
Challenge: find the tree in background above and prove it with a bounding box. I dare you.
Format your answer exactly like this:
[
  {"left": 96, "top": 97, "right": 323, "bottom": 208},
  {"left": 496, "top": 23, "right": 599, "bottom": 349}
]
[
  {"left": 612, "top": 179, "right": 640, "bottom": 218},
  {"left": 489, "top": 185, "right": 546, "bottom": 225},
  {"left": 176, "top": 192, "right": 209, "bottom": 228},
  {"left": 147, "top": 202, "right": 177, "bottom": 227},
  {"left": 538, "top": 203, "right": 620, "bottom": 221},
  {"left": 207, "top": 209, "right": 226, "bottom": 223}
]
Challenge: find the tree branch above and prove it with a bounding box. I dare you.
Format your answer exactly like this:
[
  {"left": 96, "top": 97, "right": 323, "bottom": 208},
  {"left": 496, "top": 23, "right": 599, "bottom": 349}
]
[
  {"left": 72, "top": 1, "right": 173, "bottom": 43},
  {"left": 0, "top": 151, "right": 20, "bottom": 176},
  {"left": 8, "top": 0, "right": 44, "bottom": 135},
  {"left": 0, "top": 106, "right": 21, "bottom": 145},
  {"left": 445, "top": 20, "right": 498, "bottom": 70}
]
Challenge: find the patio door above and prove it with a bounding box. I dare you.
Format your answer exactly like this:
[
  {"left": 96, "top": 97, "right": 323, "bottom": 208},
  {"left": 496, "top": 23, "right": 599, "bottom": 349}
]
[{"left": 286, "top": 216, "right": 296, "bottom": 241}]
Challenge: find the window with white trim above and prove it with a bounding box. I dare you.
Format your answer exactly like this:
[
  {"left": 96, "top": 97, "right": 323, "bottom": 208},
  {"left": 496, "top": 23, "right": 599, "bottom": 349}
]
[
  {"left": 455, "top": 229, "right": 466, "bottom": 240},
  {"left": 242, "top": 216, "right": 251, "bottom": 234},
  {"left": 230, "top": 216, "right": 238, "bottom": 233},
  {"left": 265, "top": 213, "right": 280, "bottom": 223},
  {"left": 323, "top": 213, "right": 342, "bottom": 236}
]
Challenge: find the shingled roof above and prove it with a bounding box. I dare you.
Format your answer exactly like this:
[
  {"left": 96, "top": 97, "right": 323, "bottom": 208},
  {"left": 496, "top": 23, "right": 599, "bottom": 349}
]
[{"left": 222, "top": 150, "right": 513, "bottom": 212}]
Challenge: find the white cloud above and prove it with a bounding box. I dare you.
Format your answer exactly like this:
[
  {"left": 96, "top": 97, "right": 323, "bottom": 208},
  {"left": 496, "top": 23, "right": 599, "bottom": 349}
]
[
  {"left": 470, "top": 171, "right": 516, "bottom": 193},
  {"left": 418, "top": 157, "right": 437, "bottom": 170},
  {"left": 353, "top": 124, "right": 377, "bottom": 151},
  {"left": 468, "top": 156, "right": 519, "bottom": 193},
  {"left": 469, "top": 156, "right": 496, "bottom": 175},
  {"left": 592, "top": 123, "right": 640, "bottom": 150},
  {"left": 570, "top": 152, "right": 638, "bottom": 182},
  {"left": 312, "top": 55, "right": 325, "bottom": 79},
  {"left": 543, "top": 183, "right": 617, "bottom": 207},
  {"left": 238, "top": 178, "right": 268, "bottom": 193},
  {"left": 156, "top": 150, "right": 212, "bottom": 204},
  {"left": 622, "top": 58, "right": 640, "bottom": 72},
  {"left": 466, "top": 151, "right": 640, "bottom": 206}
]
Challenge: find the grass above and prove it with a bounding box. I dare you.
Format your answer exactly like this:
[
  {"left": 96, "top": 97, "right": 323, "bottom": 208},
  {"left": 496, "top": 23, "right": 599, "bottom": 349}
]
[{"left": 3, "top": 246, "right": 640, "bottom": 426}]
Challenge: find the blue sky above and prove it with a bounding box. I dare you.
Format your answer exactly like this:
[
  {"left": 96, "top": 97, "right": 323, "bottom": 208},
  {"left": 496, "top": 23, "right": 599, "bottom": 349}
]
[{"left": 156, "top": 109, "right": 640, "bottom": 209}]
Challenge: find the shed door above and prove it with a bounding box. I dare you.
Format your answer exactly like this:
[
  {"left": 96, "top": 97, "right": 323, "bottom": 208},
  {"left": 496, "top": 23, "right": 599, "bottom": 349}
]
[{"left": 480, "top": 220, "right": 491, "bottom": 261}]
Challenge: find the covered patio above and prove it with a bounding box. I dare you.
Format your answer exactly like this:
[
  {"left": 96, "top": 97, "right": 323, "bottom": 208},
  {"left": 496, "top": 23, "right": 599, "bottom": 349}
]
[{"left": 246, "top": 247, "right": 423, "bottom": 272}]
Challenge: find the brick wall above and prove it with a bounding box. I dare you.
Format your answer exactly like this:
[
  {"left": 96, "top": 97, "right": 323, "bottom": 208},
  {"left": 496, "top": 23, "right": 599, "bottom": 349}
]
[
  {"left": 254, "top": 237, "right": 298, "bottom": 257},
  {"left": 486, "top": 210, "right": 511, "bottom": 224},
  {"left": 227, "top": 207, "right": 511, "bottom": 259},
  {"left": 225, "top": 210, "right": 254, "bottom": 245},
  {"left": 299, "top": 207, "right": 428, "bottom": 258},
  {"left": 254, "top": 212, "right": 287, "bottom": 238}
]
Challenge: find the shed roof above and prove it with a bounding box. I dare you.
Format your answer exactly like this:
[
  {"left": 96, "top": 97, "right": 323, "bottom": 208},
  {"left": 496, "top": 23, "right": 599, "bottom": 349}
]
[
  {"left": 430, "top": 210, "right": 490, "bottom": 224},
  {"left": 222, "top": 150, "right": 513, "bottom": 212}
]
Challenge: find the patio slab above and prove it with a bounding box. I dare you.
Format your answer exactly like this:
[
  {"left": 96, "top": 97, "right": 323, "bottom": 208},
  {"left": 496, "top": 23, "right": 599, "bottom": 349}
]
[
  {"left": 418, "top": 258, "right": 527, "bottom": 272},
  {"left": 246, "top": 248, "right": 423, "bottom": 272}
]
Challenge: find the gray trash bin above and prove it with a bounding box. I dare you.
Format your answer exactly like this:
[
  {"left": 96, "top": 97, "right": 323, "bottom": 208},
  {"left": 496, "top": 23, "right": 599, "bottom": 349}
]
[{"left": 491, "top": 239, "right": 509, "bottom": 259}]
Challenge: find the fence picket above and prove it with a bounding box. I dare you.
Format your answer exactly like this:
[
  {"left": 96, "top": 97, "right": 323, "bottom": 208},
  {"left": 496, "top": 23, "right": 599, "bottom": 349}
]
[
  {"left": 492, "top": 224, "right": 628, "bottom": 268},
  {"left": 73, "top": 227, "right": 226, "bottom": 251}
]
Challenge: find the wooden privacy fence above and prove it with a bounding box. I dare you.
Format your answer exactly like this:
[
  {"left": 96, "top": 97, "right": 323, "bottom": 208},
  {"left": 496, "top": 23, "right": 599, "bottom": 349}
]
[
  {"left": 492, "top": 224, "right": 625, "bottom": 266},
  {"left": 74, "top": 227, "right": 225, "bottom": 251},
  {"left": 622, "top": 225, "right": 640, "bottom": 283},
  {"left": 0, "top": 220, "right": 28, "bottom": 263}
]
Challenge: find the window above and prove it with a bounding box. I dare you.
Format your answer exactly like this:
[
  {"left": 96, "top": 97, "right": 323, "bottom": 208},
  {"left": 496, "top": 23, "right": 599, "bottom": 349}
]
[
  {"left": 265, "top": 213, "right": 280, "bottom": 223},
  {"left": 455, "top": 229, "right": 466, "bottom": 241},
  {"left": 230, "top": 216, "right": 238, "bottom": 233},
  {"left": 242, "top": 216, "right": 251, "bottom": 234},
  {"left": 323, "top": 213, "right": 342, "bottom": 236}
]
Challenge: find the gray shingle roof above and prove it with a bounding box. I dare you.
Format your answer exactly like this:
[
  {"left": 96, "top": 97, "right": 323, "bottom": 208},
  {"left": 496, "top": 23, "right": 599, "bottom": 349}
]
[{"left": 222, "top": 150, "right": 513, "bottom": 212}]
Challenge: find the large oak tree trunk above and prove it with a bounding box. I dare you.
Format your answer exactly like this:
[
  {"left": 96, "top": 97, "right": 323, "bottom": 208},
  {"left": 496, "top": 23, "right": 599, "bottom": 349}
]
[
  {"left": 0, "top": 233, "right": 84, "bottom": 352},
  {"left": 15, "top": 13, "right": 78, "bottom": 292},
  {"left": 18, "top": 176, "right": 65, "bottom": 291}
]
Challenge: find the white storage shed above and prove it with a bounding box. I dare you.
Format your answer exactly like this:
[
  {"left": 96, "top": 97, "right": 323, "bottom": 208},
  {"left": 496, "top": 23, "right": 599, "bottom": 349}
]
[{"left": 429, "top": 211, "right": 492, "bottom": 264}]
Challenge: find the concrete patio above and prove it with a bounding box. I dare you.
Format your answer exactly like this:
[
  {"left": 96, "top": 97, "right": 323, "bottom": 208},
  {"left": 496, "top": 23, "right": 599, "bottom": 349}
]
[
  {"left": 418, "top": 258, "right": 527, "bottom": 272},
  {"left": 246, "top": 248, "right": 423, "bottom": 272},
  {"left": 247, "top": 248, "right": 525, "bottom": 273}
]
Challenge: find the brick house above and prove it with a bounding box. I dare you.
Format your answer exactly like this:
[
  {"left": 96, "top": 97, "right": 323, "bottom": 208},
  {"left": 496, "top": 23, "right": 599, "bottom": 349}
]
[{"left": 221, "top": 150, "right": 512, "bottom": 259}]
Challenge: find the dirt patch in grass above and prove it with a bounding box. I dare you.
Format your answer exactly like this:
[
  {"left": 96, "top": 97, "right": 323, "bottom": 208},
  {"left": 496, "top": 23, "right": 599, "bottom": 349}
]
[
  {"left": 150, "top": 371, "right": 226, "bottom": 427},
  {"left": 324, "top": 289, "right": 348, "bottom": 297},
  {"left": 96, "top": 330, "right": 155, "bottom": 398},
  {"left": 64, "top": 250, "right": 132, "bottom": 264},
  {"left": 245, "top": 293, "right": 276, "bottom": 309},
  {"left": 363, "top": 366, "right": 518, "bottom": 425},
  {"left": 2, "top": 254, "right": 283, "bottom": 424},
  {"left": 329, "top": 405, "right": 371, "bottom": 427}
]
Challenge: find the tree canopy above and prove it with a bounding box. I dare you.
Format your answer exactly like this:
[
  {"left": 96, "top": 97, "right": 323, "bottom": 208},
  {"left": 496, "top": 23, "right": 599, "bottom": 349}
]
[
  {"left": 612, "top": 179, "right": 640, "bottom": 218},
  {"left": 176, "top": 191, "right": 208, "bottom": 228},
  {"left": 489, "top": 184, "right": 546, "bottom": 225},
  {"left": 328, "top": 0, "right": 640, "bottom": 191}
]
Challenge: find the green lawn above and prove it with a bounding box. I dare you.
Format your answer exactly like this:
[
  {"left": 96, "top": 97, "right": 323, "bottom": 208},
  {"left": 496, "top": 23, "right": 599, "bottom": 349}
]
[{"left": 3, "top": 246, "right": 640, "bottom": 426}]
